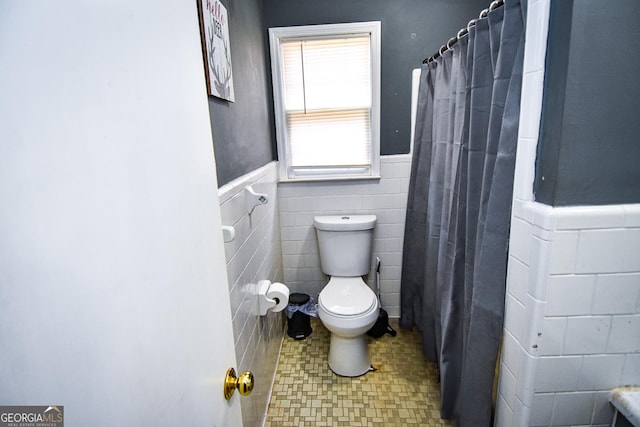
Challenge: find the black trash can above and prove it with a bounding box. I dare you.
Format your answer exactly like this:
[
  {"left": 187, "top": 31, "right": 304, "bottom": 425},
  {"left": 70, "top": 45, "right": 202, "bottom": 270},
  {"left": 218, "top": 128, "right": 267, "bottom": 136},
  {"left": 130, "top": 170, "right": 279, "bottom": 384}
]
[{"left": 287, "top": 293, "right": 313, "bottom": 340}]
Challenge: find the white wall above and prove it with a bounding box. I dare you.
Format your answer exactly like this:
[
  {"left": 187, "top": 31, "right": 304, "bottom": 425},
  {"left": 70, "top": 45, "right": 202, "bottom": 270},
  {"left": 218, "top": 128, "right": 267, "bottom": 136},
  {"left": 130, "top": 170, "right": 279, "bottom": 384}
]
[
  {"left": 278, "top": 155, "right": 412, "bottom": 317},
  {"left": 496, "top": 1, "right": 640, "bottom": 426},
  {"left": 219, "top": 162, "right": 286, "bottom": 426}
]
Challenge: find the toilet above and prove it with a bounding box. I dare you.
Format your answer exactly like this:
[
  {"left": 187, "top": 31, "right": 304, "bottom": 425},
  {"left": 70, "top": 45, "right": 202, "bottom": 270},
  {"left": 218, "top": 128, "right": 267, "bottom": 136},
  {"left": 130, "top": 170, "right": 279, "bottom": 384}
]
[{"left": 314, "top": 214, "right": 379, "bottom": 377}]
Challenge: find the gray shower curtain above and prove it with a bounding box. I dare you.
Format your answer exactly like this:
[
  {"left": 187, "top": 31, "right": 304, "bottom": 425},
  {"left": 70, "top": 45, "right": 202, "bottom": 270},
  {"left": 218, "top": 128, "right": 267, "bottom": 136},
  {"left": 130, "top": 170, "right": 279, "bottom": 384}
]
[{"left": 400, "top": 1, "right": 524, "bottom": 426}]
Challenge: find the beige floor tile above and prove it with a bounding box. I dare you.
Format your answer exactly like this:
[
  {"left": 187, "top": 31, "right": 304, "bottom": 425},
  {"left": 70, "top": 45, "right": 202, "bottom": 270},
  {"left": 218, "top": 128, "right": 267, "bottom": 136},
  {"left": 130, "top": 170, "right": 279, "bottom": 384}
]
[{"left": 265, "top": 318, "right": 455, "bottom": 426}]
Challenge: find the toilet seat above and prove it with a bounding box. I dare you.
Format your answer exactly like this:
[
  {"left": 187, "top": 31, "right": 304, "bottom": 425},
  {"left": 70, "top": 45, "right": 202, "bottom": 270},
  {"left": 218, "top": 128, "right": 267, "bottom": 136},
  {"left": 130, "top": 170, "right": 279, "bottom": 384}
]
[{"left": 318, "top": 277, "right": 377, "bottom": 316}]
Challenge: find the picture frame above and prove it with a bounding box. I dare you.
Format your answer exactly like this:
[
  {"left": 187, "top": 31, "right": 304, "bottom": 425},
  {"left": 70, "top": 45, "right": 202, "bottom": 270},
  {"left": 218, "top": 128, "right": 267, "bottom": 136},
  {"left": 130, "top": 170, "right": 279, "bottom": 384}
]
[{"left": 197, "top": 0, "right": 235, "bottom": 102}]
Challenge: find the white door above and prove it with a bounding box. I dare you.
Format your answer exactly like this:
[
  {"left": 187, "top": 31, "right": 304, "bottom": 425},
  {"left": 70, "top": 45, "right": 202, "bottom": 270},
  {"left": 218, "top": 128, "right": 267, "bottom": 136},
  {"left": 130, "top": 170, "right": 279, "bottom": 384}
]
[{"left": 0, "top": 2, "right": 241, "bottom": 426}]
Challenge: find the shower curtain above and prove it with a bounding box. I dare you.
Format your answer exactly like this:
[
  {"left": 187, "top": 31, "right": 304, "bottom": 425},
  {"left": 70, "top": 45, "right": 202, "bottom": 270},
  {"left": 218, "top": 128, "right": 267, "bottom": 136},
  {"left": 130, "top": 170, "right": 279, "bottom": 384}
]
[{"left": 400, "top": 1, "right": 524, "bottom": 426}]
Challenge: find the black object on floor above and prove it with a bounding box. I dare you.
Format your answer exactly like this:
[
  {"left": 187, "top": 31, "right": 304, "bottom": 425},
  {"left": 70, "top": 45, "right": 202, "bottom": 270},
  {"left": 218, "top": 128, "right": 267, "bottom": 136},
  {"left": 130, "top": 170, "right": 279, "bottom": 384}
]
[
  {"left": 368, "top": 306, "right": 397, "bottom": 338},
  {"left": 287, "top": 293, "right": 313, "bottom": 340}
]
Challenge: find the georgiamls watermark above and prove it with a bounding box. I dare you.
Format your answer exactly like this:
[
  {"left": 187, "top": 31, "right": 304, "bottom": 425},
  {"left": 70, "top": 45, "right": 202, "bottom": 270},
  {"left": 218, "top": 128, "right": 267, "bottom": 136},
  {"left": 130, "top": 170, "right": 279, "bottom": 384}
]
[{"left": 0, "top": 406, "right": 63, "bottom": 427}]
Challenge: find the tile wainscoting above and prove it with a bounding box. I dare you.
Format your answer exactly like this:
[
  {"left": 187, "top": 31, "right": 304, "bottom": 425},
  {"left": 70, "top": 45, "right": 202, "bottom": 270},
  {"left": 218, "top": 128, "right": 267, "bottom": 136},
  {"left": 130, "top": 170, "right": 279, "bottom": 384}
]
[
  {"left": 278, "top": 155, "right": 412, "bottom": 318},
  {"left": 219, "top": 162, "right": 286, "bottom": 427},
  {"left": 496, "top": 201, "right": 640, "bottom": 427},
  {"left": 219, "top": 155, "right": 412, "bottom": 424}
]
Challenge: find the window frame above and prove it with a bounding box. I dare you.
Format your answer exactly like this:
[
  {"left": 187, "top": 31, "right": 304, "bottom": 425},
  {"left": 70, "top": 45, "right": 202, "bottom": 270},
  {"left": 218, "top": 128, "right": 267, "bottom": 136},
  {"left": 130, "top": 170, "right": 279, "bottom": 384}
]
[{"left": 268, "top": 22, "right": 381, "bottom": 182}]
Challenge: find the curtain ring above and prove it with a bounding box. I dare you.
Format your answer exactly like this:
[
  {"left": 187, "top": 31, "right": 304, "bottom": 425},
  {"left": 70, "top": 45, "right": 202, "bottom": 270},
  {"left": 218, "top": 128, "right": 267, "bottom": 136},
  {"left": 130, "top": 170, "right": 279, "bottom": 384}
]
[
  {"left": 490, "top": 0, "right": 503, "bottom": 11},
  {"left": 480, "top": 8, "right": 489, "bottom": 18},
  {"left": 467, "top": 19, "right": 477, "bottom": 30},
  {"left": 446, "top": 36, "right": 457, "bottom": 49},
  {"left": 438, "top": 45, "right": 447, "bottom": 55},
  {"left": 457, "top": 28, "right": 468, "bottom": 39},
  {"left": 429, "top": 51, "right": 441, "bottom": 63}
]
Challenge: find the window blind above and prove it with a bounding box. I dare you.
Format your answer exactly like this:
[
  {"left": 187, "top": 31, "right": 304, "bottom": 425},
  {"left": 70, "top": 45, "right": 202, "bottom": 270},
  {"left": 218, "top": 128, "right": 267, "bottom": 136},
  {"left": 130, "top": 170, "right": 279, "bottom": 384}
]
[{"left": 281, "top": 36, "right": 372, "bottom": 169}]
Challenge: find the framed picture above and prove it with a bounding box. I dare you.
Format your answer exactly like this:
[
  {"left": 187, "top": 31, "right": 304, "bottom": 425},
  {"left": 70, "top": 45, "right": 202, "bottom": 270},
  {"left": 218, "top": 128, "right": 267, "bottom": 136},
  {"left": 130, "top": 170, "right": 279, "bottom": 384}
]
[{"left": 198, "top": 0, "right": 235, "bottom": 102}]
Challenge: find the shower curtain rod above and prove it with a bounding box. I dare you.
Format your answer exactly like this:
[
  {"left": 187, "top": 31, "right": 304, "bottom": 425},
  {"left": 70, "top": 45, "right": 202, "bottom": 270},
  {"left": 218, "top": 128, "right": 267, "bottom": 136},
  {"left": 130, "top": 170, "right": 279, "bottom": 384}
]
[{"left": 422, "top": 0, "right": 504, "bottom": 64}]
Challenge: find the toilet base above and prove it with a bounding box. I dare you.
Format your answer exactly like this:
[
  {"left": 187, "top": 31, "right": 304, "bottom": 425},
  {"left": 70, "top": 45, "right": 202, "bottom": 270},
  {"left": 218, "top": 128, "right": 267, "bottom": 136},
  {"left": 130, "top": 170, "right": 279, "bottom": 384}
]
[{"left": 328, "top": 333, "right": 371, "bottom": 377}]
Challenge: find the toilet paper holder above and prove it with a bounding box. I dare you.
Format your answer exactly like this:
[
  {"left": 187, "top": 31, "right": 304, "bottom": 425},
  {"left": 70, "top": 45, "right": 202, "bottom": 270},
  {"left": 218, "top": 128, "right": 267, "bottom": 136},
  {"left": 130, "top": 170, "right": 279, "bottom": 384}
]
[{"left": 257, "top": 280, "right": 289, "bottom": 316}]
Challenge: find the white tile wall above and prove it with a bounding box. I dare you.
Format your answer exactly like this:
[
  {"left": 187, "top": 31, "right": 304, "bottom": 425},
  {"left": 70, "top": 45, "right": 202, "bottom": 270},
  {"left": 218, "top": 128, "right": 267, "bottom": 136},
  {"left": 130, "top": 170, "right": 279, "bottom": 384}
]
[
  {"left": 516, "top": 350, "right": 538, "bottom": 406},
  {"left": 499, "top": 361, "right": 518, "bottom": 410},
  {"left": 277, "top": 155, "right": 412, "bottom": 317},
  {"left": 622, "top": 354, "right": 640, "bottom": 384},
  {"left": 502, "top": 329, "right": 521, "bottom": 376},
  {"left": 577, "top": 355, "right": 626, "bottom": 391},
  {"left": 495, "top": 394, "right": 514, "bottom": 427},
  {"left": 495, "top": 2, "right": 640, "bottom": 425},
  {"left": 530, "top": 393, "right": 554, "bottom": 426},
  {"left": 521, "top": 0, "right": 551, "bottom": 76},
  {"left": 575, "top": 229, "right": 628, "bottom": 274},
  {"left": 494, "top": 3, "right": 550, "bottom": 425},
  {"left": 564, "top": 316, "right": 612, "bottom": 355},
  {"left": 593, "top": 391, "right": 616, "bottom": 425},
  {"left": 508, "top": 257, "right": 529, "bottom": 305},
  {"left": 545, "top": 275, "right": 596, "bottom": 316},
  {"left": 592, "top": 274, "right": 640, "bottom": 315},
  {"left": 534, "top": 356, "right": 581, "bottom": 393},
  {"left": 623, "top": 229, "right": 640, "bottom": 272},
  {"left": 510, "top": 217, "right": 534, "bottom": 265},
  {"left": 554, "top": 205, "right": 626, "bottom": 230},
  {"left": 550, "top": 392, "right": 596, "bottom": 426},
  {"left": 505, "top": 294, "right": 527, "bottom": 342},
  {"left": 547, "top": 231, "right": 579, "bottom": 275},
  {"left": 218, "top": 162, "right": 285, "bottom": 427},
  {"left": 528, "top": 237, "right": 552, "bottom": 300},
  {"left": 608, "top": 315, "right": 640, "bottom": 353},
  {"left": 538, "top": 317, "right": 566, "bottom": 356},
  {"left": 511, "top": 0, "right": 551, "bottom": 204},
  {"left": 513, "top": 397, "right": 531, "bottom": 427},
  {"left": 497, "top": 200, "right": 640, "bottom": 427}
]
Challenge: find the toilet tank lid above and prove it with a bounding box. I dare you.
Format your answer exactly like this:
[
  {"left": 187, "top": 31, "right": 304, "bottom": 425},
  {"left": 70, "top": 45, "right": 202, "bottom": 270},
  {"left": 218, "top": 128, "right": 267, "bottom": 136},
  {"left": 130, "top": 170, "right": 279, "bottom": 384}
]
[{"left": 313, "top": 215, "right": 377, "bottom": 231}]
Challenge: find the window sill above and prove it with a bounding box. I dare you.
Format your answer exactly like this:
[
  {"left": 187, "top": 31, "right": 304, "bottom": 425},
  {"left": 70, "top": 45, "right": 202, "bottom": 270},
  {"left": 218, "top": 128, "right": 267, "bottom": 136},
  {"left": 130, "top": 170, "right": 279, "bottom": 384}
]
[{"left": 278, "top": 175, "right": 382, "bottom": 184}]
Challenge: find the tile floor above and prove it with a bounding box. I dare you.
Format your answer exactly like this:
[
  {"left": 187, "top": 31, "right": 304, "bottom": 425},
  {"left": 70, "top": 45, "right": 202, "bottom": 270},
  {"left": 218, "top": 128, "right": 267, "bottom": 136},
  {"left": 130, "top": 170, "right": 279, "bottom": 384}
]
[{"left": 265, "top": 318, "right": 455, "bottom": 426}]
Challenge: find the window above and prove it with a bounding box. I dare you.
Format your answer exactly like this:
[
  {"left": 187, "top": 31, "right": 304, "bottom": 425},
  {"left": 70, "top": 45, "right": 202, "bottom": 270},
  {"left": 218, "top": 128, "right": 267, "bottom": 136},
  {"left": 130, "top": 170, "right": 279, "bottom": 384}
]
[{"left": 269, "top": 22, "right": 381, "bottom": 181}]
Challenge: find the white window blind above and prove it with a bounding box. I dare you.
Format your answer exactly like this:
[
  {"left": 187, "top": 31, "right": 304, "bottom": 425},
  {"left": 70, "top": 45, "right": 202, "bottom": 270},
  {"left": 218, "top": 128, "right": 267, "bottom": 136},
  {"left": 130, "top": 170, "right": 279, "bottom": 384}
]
[
  {"left": 282, "top": 37, "right": 371, "bottom": 169},
  {"left": 269, "top": 22, "right": 380, "bottom": 181}
]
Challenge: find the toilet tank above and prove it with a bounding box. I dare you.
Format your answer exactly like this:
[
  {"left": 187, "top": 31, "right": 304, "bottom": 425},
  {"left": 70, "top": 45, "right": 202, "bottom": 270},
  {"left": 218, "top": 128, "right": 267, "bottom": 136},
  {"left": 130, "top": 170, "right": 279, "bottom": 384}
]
[{"left": 313, "top": 215, "right": 376, "bottom": 276}]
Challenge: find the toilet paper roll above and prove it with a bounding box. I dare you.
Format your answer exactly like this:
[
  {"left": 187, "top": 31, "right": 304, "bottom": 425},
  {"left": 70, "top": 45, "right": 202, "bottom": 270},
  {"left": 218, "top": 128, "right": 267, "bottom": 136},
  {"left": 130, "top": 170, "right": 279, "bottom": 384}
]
[{"left": 266, "top": 282, "right": 289, "bottom": 313}]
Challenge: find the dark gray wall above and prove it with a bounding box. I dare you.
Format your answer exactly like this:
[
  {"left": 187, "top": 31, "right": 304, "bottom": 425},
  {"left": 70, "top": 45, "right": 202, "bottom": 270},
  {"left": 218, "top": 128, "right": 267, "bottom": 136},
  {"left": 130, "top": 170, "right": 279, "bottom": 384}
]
[
  {"left": 263, "top": 0, "right": 489, "bottom": 155},
  {"left": 535, "top": 0, "right": 640, "bottom": 206},
  {"left": 208, "top": 0, "right": 275, "bottom": 187},
  {"left": 208, "top": 0, "right": 494, "bottom": 185}
]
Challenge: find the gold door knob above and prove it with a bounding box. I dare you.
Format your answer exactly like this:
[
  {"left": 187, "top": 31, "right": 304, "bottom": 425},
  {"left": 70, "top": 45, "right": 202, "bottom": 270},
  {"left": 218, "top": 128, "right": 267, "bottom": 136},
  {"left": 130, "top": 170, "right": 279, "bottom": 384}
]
[{"left": 224, "top": 368, "right": 254, "bottom": 400}]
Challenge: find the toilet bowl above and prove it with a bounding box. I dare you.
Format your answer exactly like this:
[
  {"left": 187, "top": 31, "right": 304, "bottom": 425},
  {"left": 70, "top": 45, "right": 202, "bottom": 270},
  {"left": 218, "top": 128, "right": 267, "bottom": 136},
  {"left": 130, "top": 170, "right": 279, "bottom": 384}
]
[
  {"left": 313, "top": 214, "right": 378, "bottom": 377},
  {"left": 317, "top": 277, "right": 379, "bottom": 376}
]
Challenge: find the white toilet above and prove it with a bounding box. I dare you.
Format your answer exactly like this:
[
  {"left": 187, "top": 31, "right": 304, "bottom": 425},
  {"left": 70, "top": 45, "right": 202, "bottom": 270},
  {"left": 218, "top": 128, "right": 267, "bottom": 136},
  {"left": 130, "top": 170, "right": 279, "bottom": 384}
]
[{"left": 314, "top": 214, "right": 379, "bottom": 377}]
